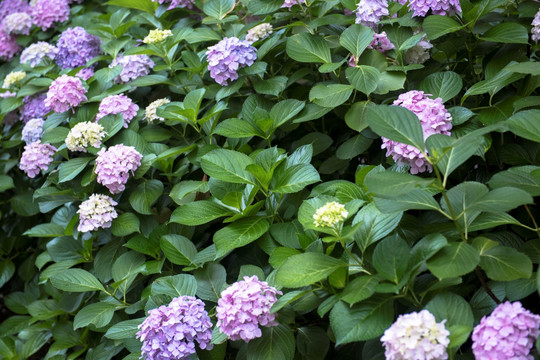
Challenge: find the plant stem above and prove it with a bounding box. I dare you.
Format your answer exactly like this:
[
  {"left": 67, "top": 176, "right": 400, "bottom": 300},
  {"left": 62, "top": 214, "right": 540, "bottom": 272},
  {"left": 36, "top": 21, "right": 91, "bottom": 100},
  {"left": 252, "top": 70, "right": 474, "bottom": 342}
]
[{"left": 475, "top": 267, "right": 501, "bottom": 304}]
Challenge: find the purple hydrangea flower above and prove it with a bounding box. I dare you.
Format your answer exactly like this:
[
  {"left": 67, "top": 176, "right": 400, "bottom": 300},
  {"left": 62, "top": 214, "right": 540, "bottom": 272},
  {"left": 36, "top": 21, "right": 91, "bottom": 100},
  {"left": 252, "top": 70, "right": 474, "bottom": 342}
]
[
  {"left": 281, "top": 0, "right": 304, "bottom": 9},
  {"left": 368, "top": 32, "right": 395, "bottom": 53},
  {"left": 95, "top": 94, "right": 139, "bottom": 128},
  {"left": 45, "top": 75, "right": 88, "bottom": 113},
  {"left": 355, "top": 0, "right": 389, "bottom": 30},
  {"left": 0, "top": 91, "right": 16, "bottom": 98},
  {"left": 397, "top": 0, "right": 461, "bottom": 17},
  {"left": 77, "top": 194, "right": 118, "bottom": 232},
  {"left": 95, "top": 144, "right": 142, "bottom": 194},
  {"left": 382, "top": 90, "right": 452, "bottom": 174},
  {"left": 110, "top": 54, "right": 154, "bottom": 84},
  {"left": 0, "top": 0, "right": 30, "bottom": 20},
  {"left": 19, "top": 141, "right": 57, "bottom": 178},
  {"left": 137, "top": 296, "right": 213, "bottom": 360},
  {"left": 472, "top": 301, "right": 540, "bottom": 360},
  {"left": 152, "top": 0, "right": 194, "bottom": 10},
  {"left": 381, "top": 310, "right": 450, "bottom": 360},
  {"left": 56, "top": 27, "right": 101, "bottom": 69},
  {"left": 20, "top": 93, "right": 51, "bottom": 123},
  {"left": 20, "top": 42, "right": 58, "bottom": 67},
  {"left": 0, "top": 32, "right": 21, "bottom": 61},
  {"left": 32, "top": 0, "right": 70, "bottom": 31},
  {"left": 2, "top": 12, "right": 32, "bottom": 35},
  {"left": 206, "top": 37, "right": 257, "bottom": 86},
  {"left": 22, "top": 118, "right": 44, "bottom": 144},
  {"left": 76, "top": 67, "right": 94, "bottom": 81},
  {"left": 216, "top": 275, "right": 281, "bottom": 342},
  {"left": 532, "top": 9, "right": 540, "bottom": 43}
]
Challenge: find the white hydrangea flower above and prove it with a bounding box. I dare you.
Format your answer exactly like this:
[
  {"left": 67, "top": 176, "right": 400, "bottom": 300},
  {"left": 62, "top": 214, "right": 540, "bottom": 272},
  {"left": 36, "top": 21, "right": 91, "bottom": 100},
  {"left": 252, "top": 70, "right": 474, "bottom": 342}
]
[
  {"left": 2, "top": 71, "right": 26, "bottom": 88},
  {"left": 77, "top": 194, "right": 118, "bottom": 232},
  {"left": 144, "top": 98, "right": 170, "bottom": 122},
  {"left": 313, "top": 201, "right": 349, "bottom": 228},
  {"left": 404, "top": 33, "right": 433, "bottom": 65},
  {"left": 245, "top": 23, "right": 273, "bottom": 43},
  {"left": 65, "top": 121, "right": 106, "bottom": 152},
  {"left": 143, "top": 29, "right": 173, "bottom": 44}
]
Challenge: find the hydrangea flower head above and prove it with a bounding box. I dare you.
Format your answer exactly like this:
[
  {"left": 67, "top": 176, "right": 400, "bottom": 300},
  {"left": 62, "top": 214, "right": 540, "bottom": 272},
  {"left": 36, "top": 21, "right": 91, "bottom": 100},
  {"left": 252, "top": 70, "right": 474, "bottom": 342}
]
[
  {"left": 65, "top": 121, "right": 106, "bottom": 152},
  {"left": 404, "top": 33, "right": 433, "bottom": 64},
  {"left": 3, "top": 71, "right": 26, "bottom": 88},
  {"left": 21, "top": 42, "right": 58, "bottom": 67},
  {"left": 472, "top": 301, "right": 540, "bottom": 360},
  {"left": 245, "top": 23, "right": 273, "bottom": 43},
  {"left": 21, "top": 93, "right": 51, "bottom": 123},
  {"left": 397, "top": 0, "right": 461, "bottom": 17},
  {"left": 381, "top": 310, "right": 450, "bottom": 360},
  {"left": 144, "top": 98, "right": 170, "bottom": 122},
  {"left": 382, "top": 90, "right": 452, "bottom": 174},
  {"left": 0, "top": 0, "right": 31, "bottom": 20},
  {"left": 368, "top": 32, "right": 395, "bottom": 53},
  {"left": 77, "top": 194, "right": 118, "bottom": 232},
  {"left": 19, "top": 142, "right": 57, "bottom": 178},
  {"left": 22, "top": 118, "right": 44, "bottom": 144},
  {"left": 110, "top": 54, "right": 154, "bottom": 84},
  {"left": 143, "top": 29, "right": 173, "bottom": 44},
  {"left": 96, "top": 94, "right": 139, "bottom": 128},
  {"left": 2, "top": 12, "right": 32, "bottom": 35},
  {"left": 355, "top": 0, "right": 389, "bottom": 30},
  {"left": 532, "top": 9, "right": 540, "bottom": 43},
  {"left": 0, "top": 91, "right": 16, "bottom": 98},
  {"left": 32, "top": 0, "right": 70, "bottom": 30},
  {"left": 95, "top": 144, "right": 142, "bottom": 194},
  {"left": 137, "top": 296, "right": 213, "bottom": 360},
  {"left": 282, "top": 0, "right": 304, "bottom": 9},
  {"left": 0, "top": 32, "right": 21, "bottom": 61},
  {"left": 206, "top": 37, "right": 257, "bottom": 86},
  {"left": 216, "top": 275, "right": 281, "bottom": 342},
  {"left": 76, "top": 67, "right": 94, "bottom": 81},
  {"left": 152, "top": 0, "right": 194, "bottom": 10},
  {"left": 45, "top": 75, "right": 88, "bottom": 113},
  {"left": 313, "top": 201, "right": 349, "bottom": 228},
  {"left": 56, "top": 27, "right": 101, "bottom": 69}
]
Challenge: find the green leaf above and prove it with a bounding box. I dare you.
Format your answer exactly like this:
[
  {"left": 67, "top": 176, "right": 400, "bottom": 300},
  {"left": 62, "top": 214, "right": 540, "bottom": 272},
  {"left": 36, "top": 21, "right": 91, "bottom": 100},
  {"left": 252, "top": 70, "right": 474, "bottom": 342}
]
[
  {"left": 425, "top": 293, "right": 473, "bottom": 348},
  {"left": 160, "top": 234, "right": 197, "bottom": 266},
  {"left": 365, "top": 171, "right": 434, "bottom": 197},
  {"left": 247, "top": 0, "right": 283, "bottom": 15},
  {"left": 423, "top": 15, "right": 465, "bottom": 40},
  {"left": 419, "top": 72, "right": 462, "bottom": 102},
  {"left": 23, "top": 223, "right": 65, "bottom": 238},
  {"left": 0, "top": 259, "right": 15, "bottom": 289},
  {"left": 275, "top": 253, "right": 347, "bottom": 288},
  {"left": 366, "top": 104, "right": 424, "bottom": 150},
  {"left": 106, "top": 0, "right": 157, "bottom": 13},
  {"left": 330, "top": 299, "right": 394, "bottom": 345},
  {"left": 353, "top": 203, "right": 403, "bottom": 251},
  {"left": 74, "top": 303, "right": 116, "bottom": 329},
  {"left": 194, "top": 263, "right": 226, "bottom": 302},
  {"left": 201, "top": 149, "right": 255, "bottom": 184},
  {"left": 468, "top": 187, "right": 532, "bottom": 213},
  {"left": 479, "top": 22, "right": 529, "bottom": 44},
  {"left": 214, "top": 118, "right": 263, "bottom": 138},
  {"left": 247, "top": 324, "right": 295, "bottom": 360},
  {"left": 488, "top": 166, "right": 540, "bottom": 196},
  {"left": 0, "top": 175, "right": 14, "bottom": 192},
  {"left": 345, "top": 101, "right": 374, "bottom": 133},
  {"left": 214, "top": 217, "right": 270, "bottom": 257},
  {"left": 372, "top": 236, "right": 409, "bottom": 283},
  {"left": 480, "top": 246, "right": 533, "bottom": 281},
  {"left": 296, "top": 327, "right": 330, "bottom": 360},
  {"left": 336, "top": 135, "right": 372, "bottom": 160},
  {"left": 253, "top": 76, "right": 287, "bottom": 96},
  {"left": 374, "top": 71, "right": 406, "bottom": 95},
  {"left": 426, "top": 134, "right": 484, "bottom": 179},
  {"left": 50, "top": 269, "right": 105, "bottom": 292},
  {"left": 105, "top": 318, "right": 144, "bottom": 340},
  {"left": 339, "top": 24, "right": 375, "bottom": 59},
  {"left": 508, "top": 110, "right": 540, "bottom": 143},
  {"left": 286, "top": 33, "right": 332, "bottom": 63},
  {"left": 346, "top": 66, "right": 380, "bottom": 96},
  {"left": 111, "top": 212, "right": 140, "bottom": 237},
  {"left": 427, "top": 242, "right": 480, "bottom": 279},
  {"left": 129, "top": 180, "right": 163, "bottom": 215},
  {"left": 151, "top": 274, "right": 197, "bottom": 297},
  {"left": 309, "top": 84, "right": 353, "bottom": 108},
  {"left": 203, "top": 0, "right": 235, "bottom": 20},
  {"left": 341, "top": 276, "right": 379, "bottom": 305},
  {"left": 505, "top": 61, "right": 540, "bottom": 76},
  {"left": 271, "top": 164, "right": 320, "bottom": 194},
  {"left": 374, "top": 189, "right": 441, "bottom": 212},
  {"left": 270, "top": 99, "right": 305, "bottom": 128},
  {"left": 170, "top": 199, "right": 236, "bottom": 225}
]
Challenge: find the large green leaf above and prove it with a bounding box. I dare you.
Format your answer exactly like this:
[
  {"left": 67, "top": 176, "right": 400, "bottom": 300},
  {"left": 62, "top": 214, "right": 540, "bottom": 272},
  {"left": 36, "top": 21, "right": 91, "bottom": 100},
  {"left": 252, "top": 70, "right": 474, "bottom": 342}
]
[
  {"left": 194, "top": 263, "right": 227, "bottom": 302},
  {"left": 50, "top": 269, "right": 105, "bottom": 292},
  {"left": 0, "top": 175, "right": 14, "bottom": 192},
  {"left": 365, "top": 171, "right": 434, "bottom": 197},
  {"left": 161, "top": 234, "right": 198, "bottom": 266},
  {"left": 74, "top": 303, "right": 116, "bottom": 329},
  {"left": 426, "top": 134, "right": 484, "bottom": 180},
  {"left": 372, "top": 236, "right": 409, "bottom": 284},
  {"left": 479, "top": 22, "right": 529, "bottom": 44},
  {"left": 105, "top": 318, "right": 144, "bottom": 340},
  {"left": 419, "top": 71, "right": 462, "bottom": 102},
  {"left": 151, "top": 274, "right": 197, "bottom": 297},
  {"left": 201, "top": 149, "right": 255, "bottom": 184},
  {"left": 339, "top": 24, "right": 375, "bottom": 59},
  {"left": 106, "top": 0, "right": 157, "bottom": 13},
  {"left": 488, "top": 166, "right": 540, "bottom": 196},
  {"left": 427, "top": 242, "right": 480, "bottom": 279},
  {"left": 247, "top": 0, "right": 283, "bottom": 15},
  {"left": 275, "top": 253, "right": 347, "bottom": 288},
  {"left": 425, "top": 293, "right": 473, "bottom": 348},
  {"left": 111, "top": 212, "right": 140, "bottom": 237},
  {"left": 508, "top": 110, "right": 540, "bottom": 143},
  {"left": 271, "top": 164, "right": 320, "bottom": 194},
  {"left": 23, "top": 223, "right": 65, "bottom": 238},
  {"left": 286, "top": 33, "right": 332, "bottom": 63},
  {"left": 170, "top": 199, "right": 236, "bottom": 225},
  {"left": 423, "top": 15, "right": 465, "bottom": 40},
  {"left": 340, "top": 276, "right": 379, "bottom": 305},
  {"left": 247, "top": 325, "right": 295, "bottom": 360},
  {"left": 214, "top": 118, "right": 263, "bottom": 138},
  {"left": 479, "top": 246, "right": 533, "bottom": 281},
  {"left": 468, "top": 187, "right": 532, "bottom": 213},
  {"left": 346, "top": 66, "right": 380, "bottom": 96},
  {"left": 353, "top": 203, "right": 403, "bottom": 251},
  {"left": 129, "top": 180, "right": 163, "bottom": 215},
  {"left": 309, "top": 84, "right": 353, "bottom": 108},
  {"left": 203, "top": 0, "right": 235, "bottom": 20},
  {"left": 214, "top": 217, "right": 270, "bottom": 257},
  {"left": 374, "top": 189, "right": 441, "bottom": 213},
  {"left": 270, "top": 99, "right": 305, "bottom": 128}
]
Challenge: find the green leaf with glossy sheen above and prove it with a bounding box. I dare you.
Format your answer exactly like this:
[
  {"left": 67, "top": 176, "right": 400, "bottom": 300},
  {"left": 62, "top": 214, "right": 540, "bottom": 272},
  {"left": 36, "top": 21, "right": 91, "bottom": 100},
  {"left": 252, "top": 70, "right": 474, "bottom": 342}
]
[
  {"left": 353, "top": 203, "right": 403, "bottom": 251},
  {"left": 203, "top": 0, "right": 235, "bottom": 19},
  {"left": 0, "top": 259, "right": 15, "bottom": 289},
  {"left": 508, "top": 110, "right": 540, "bottom": 143},
  {"left": 201, "top": 149, "right": 255, "bottom": 184},
  {"left": 275, "top": 253, "right": 347, "bottom": 288},
  {"left": 170, "top": 199, "right": 236, "bottom": 225},
  {"left": 161, "top": 234, "right": 198, "bottom": 266},
  {"left": 330, "top": 299, "right": 394, "bottom": 345},
  {"left": 309, "top": 84, "right": 353, "bottom": 108},
  {"left": 339, "top": 24, "right": 374, "bottom": 59},
  {"left": 214, "top": 217, "right": 270, "bottom": 257},
  {"left": 373, "top": 236, "right": 410, "bottom": 283},
  {"left": 374, "top": 189, "right": 441, "bottom": 213},
  {"left": 427, "top": 242, "right": 480, "bottom": 279},
  {"left": 270, "top": 99, "right": 305, "bottom": 128},
  {"left": 365, "top": 171, "right": 434, "bottom": 197},
  {"left": 129, "top": 179, "right": 163, "bottom": 215},
  {"left": 480, "top": 22, "right": 529, "bottom": 44},
  {"left": 345, "top": 101, "right": 374, "bottom": 133},
  {"left": 106, "top": 0, "right": 157, "bottom": 13},
  {"left": 74, "top": 303, "right": 116, "bottom": 329},
  {"left": 247, "top": 324, "right": 295, "bottom": 360},
  {"left": 468, "top": 187, "right": 533, "bottom": 213},
  {"left": 50, "top": 269, "right": 105, "bottom": 292},
  {"left": 341, "top": 276, "right": 379, "bottom": 305},
  {"left": 480, "top": 246, "right": 533, "bottom": 281},
  {"left": 366, "top": 105, "right": 425, "bottom": 150},
  {"left": 58, "top": 157, "right": 92, "bottom": 183},
  {"left": 151, "top": 274, "right": 197, "bottom": 297},
  {"left": 23, "top": 223, "right": 65, "bottom": 238},
  {"left": 111, "top": 212, "right": 140, "bottom": 237},
  {"left": 286, "top": 33, "right": 332, "bottom": 63},
  {"left": 271, "top": 164, "right": 320, "bottom": 194},
  {"left": 419, "top": 72, "right": 462, "bottom": 102},
  {"left": 105, "top": 318, "right": 144, "bottom": 340},
  {"left": 423, "top": 15, "right": 465, "bottom": 40},
  {"left": 214, "top": 118, "right": 263, "bottom": 138},
  {"left": 346, "top": 66, "right": 380, "bottom": 96}
]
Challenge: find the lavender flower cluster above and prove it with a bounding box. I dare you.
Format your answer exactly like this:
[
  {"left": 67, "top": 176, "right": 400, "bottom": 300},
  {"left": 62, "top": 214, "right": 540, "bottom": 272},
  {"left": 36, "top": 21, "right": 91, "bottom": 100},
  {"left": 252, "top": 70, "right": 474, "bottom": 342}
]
[
  {"left": 19, "top": 142, "right": 57, "bottom": 178},
  {"left": 21, "top": 118, "right": 44, "bottom": 144},
  {"left": 397, "top": 0, "right": 461, "bottom": 17},
  {"left": 96, "top": 94, "right": 139, "bottom": 128},
  {"left": 20, "top": 93, "right": 51, "bottom": 123},
  {"left": 206, "top": 37, "right": 257, "bottom": 86},
  {"left": 95, "top": 144, "right": 142, "bottom": 194},
  {"left": 20, "top": 42, "right": 59, "bottom": 67},
  {"left": 110, "top": 54, "right": 155, "bottom": 84},
  {"left": 152, "top": 0, "right": 194, "bottom": 10},
  {"left": 45, "top": 75, "right": 88, "bottom": 113},
  {"left": 0, "top": 0, "right": 29, "bottom": 60},
  {"left": 32, "top": 0, "right": 70, "bottom": 31},
  {"left": 355, "top": 0, "right": 389, "bottom": 30},
  {"left": 532, "top": 9, "right": 540, "bottom": 43},
  {"left": 55, "top": 26, "right": 101, "bottom": 69}
]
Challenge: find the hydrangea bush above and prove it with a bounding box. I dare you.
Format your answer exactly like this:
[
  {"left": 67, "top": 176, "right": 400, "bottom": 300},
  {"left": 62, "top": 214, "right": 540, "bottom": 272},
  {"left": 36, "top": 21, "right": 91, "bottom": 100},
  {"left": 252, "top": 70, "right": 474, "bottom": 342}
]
[{"left": 0, "top": 0, "right": 540, "bottom": 359}]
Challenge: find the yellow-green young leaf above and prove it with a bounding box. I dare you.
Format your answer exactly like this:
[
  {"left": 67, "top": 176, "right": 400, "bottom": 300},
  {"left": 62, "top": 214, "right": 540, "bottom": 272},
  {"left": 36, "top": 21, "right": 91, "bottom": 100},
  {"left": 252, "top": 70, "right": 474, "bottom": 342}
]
[
  {"left": 50, "top": 269, "right": 105, "bottom": 292},
  {"left": 286, "top": 33, "right": 331, "bottom": 64},
  {"left": 214, "top": 217, "right": 270, "bottom": 257},
  {"left": 73, "top": 303, "right": 117, "bottom": 329},
  {"left": 247, "top": 325, "right": 295, "bottom": 360},
  {"left": 479, "top": 246, "right": 533, "bottom": 281},
  {"left": 275, "top": 253, "right": 347, "bottom": 288},
  {"left": 339, "top": 24, "right": 374, "bottom": 59},
  {"left": 427, "top": 242, "right": 480, "bottom": 279},
  {"left": 309, "top": 84, "right": 353, "bottom": 108}
]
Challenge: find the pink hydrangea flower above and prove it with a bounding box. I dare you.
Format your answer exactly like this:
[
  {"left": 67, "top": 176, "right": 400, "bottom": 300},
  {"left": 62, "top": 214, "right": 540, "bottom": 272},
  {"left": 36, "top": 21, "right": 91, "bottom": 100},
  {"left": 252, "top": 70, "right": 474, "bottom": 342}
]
[
  {"left": 19, "top": 142, "right": 57, "bottom": 178},
  {"left": 368, "top": 32, "right": 395, "bottom": 53},
  {"left": 216, "top": 275, "right": 281, "bottom": 342},
  {"left": 0, "top": 0, "right": 30, "bottom": 20},
  {"left": 32, "top": 0, "right": 70, "bottom": 31},
  {"left": 397, "top": 0, "right": 461, "bottom": 17},
  {"left": 206, "top": 37, "right": 257, "bottom": 86},
  {"left": 95, "top": 144, "right": 142, "bottom": 194},
  {"left": 281, "top": 0, "right": 304, "bottom": 9},
  {"left": 76, "top": 67, "right": 94, "bottom": 81},
  {"left": 2, "top": 12, "right": 32, "bottom": 35},
  {"left": 137, "top": 296, "right": 213, "bottom": 360},
  {"left": 382, "top": 90, "right": 452, "bottom": 174},
  {"left": 472, "top": 301, "right": 540, "bottom": 360},
  {"left": 532, "top": 9, "right": 540, "bottom": 43},
  {"left": 0, "top": 32, "right": 21, "bottom": 61},
  {"left": 45, "top": 75, "right": 88, "bottom": 113},
  {"left": 95, "top": 94, "right": 139, "bottom": 128},
  {"left": 77, "top": 194, "right": 118, "bottom": 232}
]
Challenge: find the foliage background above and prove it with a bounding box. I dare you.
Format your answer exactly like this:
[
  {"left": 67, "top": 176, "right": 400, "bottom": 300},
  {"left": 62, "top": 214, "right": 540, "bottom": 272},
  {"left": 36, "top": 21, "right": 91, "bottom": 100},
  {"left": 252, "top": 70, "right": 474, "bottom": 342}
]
[{"left": 1, "top": 0, "right": 540, "bottom": 359}]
